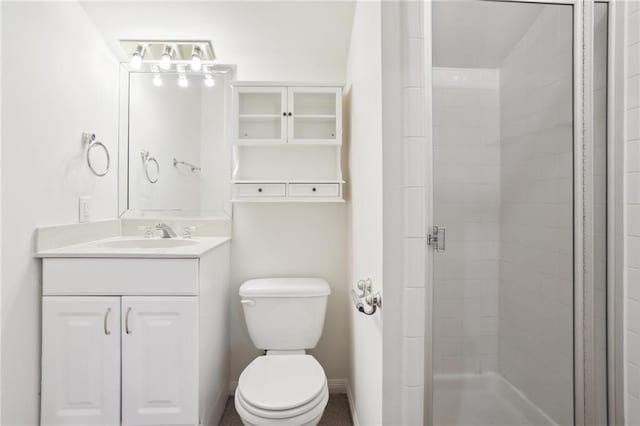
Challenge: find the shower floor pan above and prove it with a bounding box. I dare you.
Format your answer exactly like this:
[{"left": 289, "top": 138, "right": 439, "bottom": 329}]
[{"left": 433, "top": 373, "right": 557, "bottom": 426}]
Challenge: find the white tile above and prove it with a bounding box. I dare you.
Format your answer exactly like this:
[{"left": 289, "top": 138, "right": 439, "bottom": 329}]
[
  {"left": 404, "top": 38, "right": 424, "bottom": 88},
  {"left": 403, "top": 87, "right": 425, "bottom": 137},
  {"left": 401, "top": 386, "right": 424, "bottom": 426},
  {"left": 404, "top": 237, "right": 426, "bottom": 288},
  {"left": 629, "top": 205, "right": 640, "bottom": 236},
  {"left": 629, "top": 141, "right": 640, "bottom": 173},
  {"left": 404, "top": 187, "right": 425, "bottom": 237},
  {"left": 630, "top": 268, "right": 640, "bottom": 301},
  {"left": 628, "top": 173, "right": 640, "bottom": 205},
  {"left": 402, "top": 338, "right": 424, "bottom": 387},
  {"left": 404, "top": 137, "right": 426, "bottom": 187},
  {"left": 629, "top": 237, "right": 640, "bottom": 269},
  {"left": 630, "top": 43, "right": 640, "bottom": 77},
  {"left": 403, "top": 288, "right": 425, "bottom": 337},
  {"left": 630, "top": 10, "right": 640, "bottom": 46},
  {"left": 629, "top": 108, "right": 640, "bottom": 141},
  {"left": 403, "top": 1, "right": 423, "bottom": 39},
  {"left": 630, "top": 76, "right": 640, "bottom": 109},
  {"left": 630, "top": 363, "right": 640, "bottom": 399}
]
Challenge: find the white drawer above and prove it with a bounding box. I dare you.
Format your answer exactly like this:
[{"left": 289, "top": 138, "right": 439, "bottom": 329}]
[
  {"left": 234, "top": 183, "right": 285, "bottom": 198},
  {"left": 288, "top": 183, "right": 340, "bottom": 197},
  {"left": 43, "top": 258, "right": 199, "bottom": 295}
]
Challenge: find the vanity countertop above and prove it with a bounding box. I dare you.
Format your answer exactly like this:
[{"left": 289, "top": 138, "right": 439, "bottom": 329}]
[{"left": 35, "top": 236, "right": 231, "bottom": 259}]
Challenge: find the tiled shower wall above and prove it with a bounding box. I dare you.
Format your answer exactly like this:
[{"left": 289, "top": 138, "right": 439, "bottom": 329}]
[
  {"left": 498, "top": 6, "right": 574, "bottom": 425},
  {"left": 626, "top": 2, "right": 640, "bottom": 423},
  {"left": 401, "top": 1, "right": 426, "bottom": 424},
  {"left": 432, "top": 68, "right": 500, "bottom": 375}
]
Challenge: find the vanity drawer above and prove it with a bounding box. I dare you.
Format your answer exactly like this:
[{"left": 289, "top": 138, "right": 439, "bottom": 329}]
[
  {"left": 234, "top": 183, "right": 285, "bottom": 198},
  {"left": 43, "top": 258, "right": 199, "bottom": 295},
  {"left": 288, "top": 183, "right": 340, "bottom": 198}
]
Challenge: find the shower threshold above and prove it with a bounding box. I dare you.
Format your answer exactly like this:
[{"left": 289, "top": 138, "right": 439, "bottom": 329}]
[{"left": 433, "top": 372, "right": 558, "bottom": 426}]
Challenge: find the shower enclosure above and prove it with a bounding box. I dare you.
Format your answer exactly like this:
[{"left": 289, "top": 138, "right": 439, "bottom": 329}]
[{"left": 423, "top": 1, "right": 617, "bottom": 425}]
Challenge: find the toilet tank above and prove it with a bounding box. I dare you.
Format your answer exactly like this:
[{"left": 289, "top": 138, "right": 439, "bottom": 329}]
[{"left": 239, "top": 278, "right": 331, "bottom": 350}]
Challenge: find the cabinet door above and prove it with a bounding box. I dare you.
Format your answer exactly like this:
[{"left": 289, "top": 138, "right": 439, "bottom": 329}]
[
  {"left": 122, "top": 297, "right": 198, "bottom": 426},
  {"left": 287, "top": 87, "right": 342, "bottom": 144},
  {"left": 41, "top": 297, "right": 120, "bottom": 426},
  {"left": 234, "top": 87, "right": 287, "bottom": 144}
]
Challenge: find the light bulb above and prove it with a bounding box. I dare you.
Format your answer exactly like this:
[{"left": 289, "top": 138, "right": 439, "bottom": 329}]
[
  {"left": 204, "top": 74, "right": 215, "bottom": 87},
  {"left": 152, "top": 74, "right": 163, "bottom": 87},
  {"left": 159, "top": 45, "right": 173, "bottom": 71},
  {"left": 178, "top": 74, "right": 189, "bottom": 88},
  {"left": 130, "top": 45, "right": 145, "bottom": 70},
  {"left": 190, "top": 46, "right": 202, "bottom": 71}
]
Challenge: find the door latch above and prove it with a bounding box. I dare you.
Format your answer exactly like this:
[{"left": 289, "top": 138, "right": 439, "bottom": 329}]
[{"left": 427, "top": 226, "right": 446, "bottom": 252}]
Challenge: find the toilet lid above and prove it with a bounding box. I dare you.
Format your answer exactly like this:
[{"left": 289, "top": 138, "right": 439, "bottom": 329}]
[{"left": 238, "top": 355, "right": 326, "bottom": 411}]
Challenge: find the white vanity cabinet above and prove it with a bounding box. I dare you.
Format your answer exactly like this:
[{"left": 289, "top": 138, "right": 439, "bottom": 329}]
[
  {"left": 231, "top": 83, "right": 344, "bottom": 202},
  {"left": 42, "top": 297, "right": 121, "bottom": 426},
  {"left": 40, "top": 244, "right": 230, "bottom": 426}
]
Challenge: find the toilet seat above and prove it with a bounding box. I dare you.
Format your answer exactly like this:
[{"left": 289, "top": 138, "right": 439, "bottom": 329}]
[{"left": 235, "top": 354, "right": 329, "bottom": 425}]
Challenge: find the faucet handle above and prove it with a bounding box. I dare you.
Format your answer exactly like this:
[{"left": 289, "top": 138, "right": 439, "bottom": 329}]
[
  {"left": 182, "top": 226, "right": 196, "bottom": 239},
  {"left": 137, "top": 225, "right": 154, "bottom": 239}
]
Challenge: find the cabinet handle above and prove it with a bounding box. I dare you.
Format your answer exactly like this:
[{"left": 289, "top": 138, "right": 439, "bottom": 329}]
[
  {"left": 104, "top": 308, "right": 111, "bottom": 336},
  {"left": 282, "top": 112, "right": 287, "bottom": 117},
  {"left": 125, "top": 307, "right": 132, "bottom": 334},
  {"left": 288, "top": 112, "right": 292, "bottom": 116}
]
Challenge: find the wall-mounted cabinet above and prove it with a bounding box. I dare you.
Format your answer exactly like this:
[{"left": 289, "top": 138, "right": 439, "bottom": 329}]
[{"left": 231, "top": 83, "right": 344, "bottom": 202}]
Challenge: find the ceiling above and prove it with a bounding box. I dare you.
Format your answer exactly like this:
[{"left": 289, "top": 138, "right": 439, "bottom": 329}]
[
  {"left": 433, "top": 1, "right": 546, "bottom": 69},
  {"left": 80, "top": 1, "right": 355, "bottom": 82}
]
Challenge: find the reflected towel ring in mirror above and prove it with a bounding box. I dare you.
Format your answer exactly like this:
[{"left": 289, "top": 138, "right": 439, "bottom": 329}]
[
  {"left": 140, "top": 150, "right": 159, "bottom": 184},
  {"left": 83, "top": 132, "right": 110, "bottom": 177}
]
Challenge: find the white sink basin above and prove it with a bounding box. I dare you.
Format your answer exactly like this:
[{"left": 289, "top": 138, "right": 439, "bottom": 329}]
[{"left": 100, "top": 239, "right": 199, "bottom": 249}]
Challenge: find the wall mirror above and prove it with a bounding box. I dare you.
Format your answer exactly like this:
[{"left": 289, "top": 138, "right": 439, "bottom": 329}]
[{"left": 118, "top": 64, "right": 234, "bottom": 218}]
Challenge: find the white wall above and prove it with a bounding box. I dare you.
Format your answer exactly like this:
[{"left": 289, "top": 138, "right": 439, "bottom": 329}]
[
  {"left": 345, "top": 2, "right": 383, "bottom": 424},
  {"left": 229, "top": 204, "right": 349, "bottom": 383},
  {"left": 432, "top": 68, "right": 500, "bottom": 375},
  {"left": 626, "top": 2, "right": 640, "bottom": 423},
  {"left": 498, "top": 6, "right": 573, "bottom": 425},
  {"left": 1, "top": 2, "right": 119, "bottom": 424}
]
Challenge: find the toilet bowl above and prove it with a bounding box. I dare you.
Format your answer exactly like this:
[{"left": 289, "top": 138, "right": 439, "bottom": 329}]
[
  {"left": 235, "top": 278, "right": 331, "bottom": 426},
  {"left": 235, "top": 354, "right": 329, "bottom": 425}
]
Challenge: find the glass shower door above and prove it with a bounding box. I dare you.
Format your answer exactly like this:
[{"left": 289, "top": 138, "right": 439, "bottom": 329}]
[{"left": 430, "top": 2, "right": 576, "bottom": 425}]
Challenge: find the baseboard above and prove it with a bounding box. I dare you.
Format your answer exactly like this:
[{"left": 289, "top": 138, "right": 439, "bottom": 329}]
[{"left": 327, "top": 378, "right": 347, "bottom": 394}]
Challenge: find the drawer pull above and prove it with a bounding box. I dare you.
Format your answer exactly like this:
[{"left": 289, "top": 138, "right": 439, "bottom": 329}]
[
  {"left": 312, "top": 187, "right": 317, "bottom": 192},
  {"left": 125, "top": 307, "right": 132, "bottom": 334},
  {"left": 258, "top": 188, "right": 263, "bottom": 193},
  {"left": 104, "top": 308, "right": 112, "bottom": 336}
]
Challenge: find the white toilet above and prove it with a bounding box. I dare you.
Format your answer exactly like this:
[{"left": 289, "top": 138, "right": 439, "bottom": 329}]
[{"left": 235, "top": 277, "right": 332, "bottom": 426}]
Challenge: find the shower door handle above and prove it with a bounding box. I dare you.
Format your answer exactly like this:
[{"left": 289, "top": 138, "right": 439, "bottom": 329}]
[{"left": 427, "top": 226, "right": 445, "bottom": 252}]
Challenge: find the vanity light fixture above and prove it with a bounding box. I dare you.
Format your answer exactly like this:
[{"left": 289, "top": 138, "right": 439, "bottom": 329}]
[
  {"left": 190, "top": 45, "right": 203, "bottom": 71},
  {"left": 130, "top": 44, "right": 146, "bottom": 70},
  {"left": 159, "top": 45, "right": 174, "bottom": 70}
]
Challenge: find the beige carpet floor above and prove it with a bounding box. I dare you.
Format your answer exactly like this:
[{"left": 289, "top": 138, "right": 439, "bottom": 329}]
[{"left": 219, "top": 393, "right": 353, "bottom": 425}]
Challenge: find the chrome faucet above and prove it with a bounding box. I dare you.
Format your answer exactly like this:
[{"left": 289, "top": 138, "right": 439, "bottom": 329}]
[{"left": 155, "top": 223, "right": 177, "bottom": 239}]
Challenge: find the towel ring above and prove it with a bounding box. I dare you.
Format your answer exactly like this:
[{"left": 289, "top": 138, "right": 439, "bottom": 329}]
[
  {"left": 83, "top": 132, "right": 110, "bottom": 177},
  {"left": 141, "top": 150, "right": 159, "bottom": 184}
]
